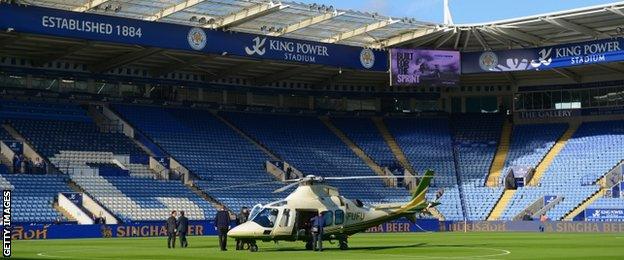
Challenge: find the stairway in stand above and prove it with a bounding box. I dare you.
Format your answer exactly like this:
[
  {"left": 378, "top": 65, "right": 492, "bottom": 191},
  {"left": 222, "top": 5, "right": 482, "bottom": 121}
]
[
  {"left": 529, "top": 123, "right": 579, "bottom": 186},
  {"left": 371, "top": 117, "right": 416, "bottom": 174},
  {"left": 563, "top": 188, "right": 606, "bottom": 220},
  {"left": 486, "top": 120, "right": 512, "bottom": 187},
  {"left": 54, "top": 203, "right": 77, "bottom": 222},
  {"left": 210, "top": 111, "right": 281, "bottom": 161},
  {"left": 487, "top": 189, "right": 516, "bottom": 220},
  {"left": 320, "top": 116, "right": 395, "bottom": 187}
]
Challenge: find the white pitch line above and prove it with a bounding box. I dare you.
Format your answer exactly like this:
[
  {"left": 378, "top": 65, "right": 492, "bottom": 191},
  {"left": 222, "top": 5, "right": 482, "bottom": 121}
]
[
  {"left": 34, "top": 243, "right": 512, "bottom": 260},
  {"left": 320, "top": 246, "right": 511, "bottom": 260},
  {"left": 36, "top": 247, "right": 138, "bottom": 259}
]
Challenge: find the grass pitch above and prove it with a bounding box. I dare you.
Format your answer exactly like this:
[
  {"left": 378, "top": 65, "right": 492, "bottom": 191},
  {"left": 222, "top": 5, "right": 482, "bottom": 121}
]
[{"left": 13, "top": 232, "right": 622, "bottom": 259}]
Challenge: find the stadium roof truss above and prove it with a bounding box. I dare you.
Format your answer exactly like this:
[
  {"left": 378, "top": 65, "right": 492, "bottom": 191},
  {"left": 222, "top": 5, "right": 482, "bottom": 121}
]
[
  {"left": 5, "top": 0, "right": 624, "bottom": 86},
  {"left": 25, "top": 0, "right": 622, "bottom": 50}
]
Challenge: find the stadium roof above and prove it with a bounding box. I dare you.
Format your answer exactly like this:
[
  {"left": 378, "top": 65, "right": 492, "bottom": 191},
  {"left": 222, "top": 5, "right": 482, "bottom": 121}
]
[
  {"left": 2, "top": 0, "right": 624, "bottom": 87},
  {"left": 23, "top": 0, "right": 624, "bottom": 50}
]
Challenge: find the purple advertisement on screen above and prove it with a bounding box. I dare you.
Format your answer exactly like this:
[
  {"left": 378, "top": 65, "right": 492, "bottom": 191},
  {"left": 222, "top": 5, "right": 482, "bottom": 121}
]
[{"left": 390, "top": 49, "right": 460, "bottom": 86}]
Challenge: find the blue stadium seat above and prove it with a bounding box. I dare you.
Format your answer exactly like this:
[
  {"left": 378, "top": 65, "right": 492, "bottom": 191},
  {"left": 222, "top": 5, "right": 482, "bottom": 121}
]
[
  {"left": 385, "top": 116, "right": 463, "bottom": 220},
  {"left": 502, "top": 121, "right": 624, "bottom": 220},
  {"left": 0, "top": 174, "right": 70, "bottom": 223}
]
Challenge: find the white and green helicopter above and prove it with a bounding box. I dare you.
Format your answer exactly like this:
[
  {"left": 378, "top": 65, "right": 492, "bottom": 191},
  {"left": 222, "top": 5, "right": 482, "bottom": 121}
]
[{"left": 228, "top": 170, "right": 439, "bottom": 251}]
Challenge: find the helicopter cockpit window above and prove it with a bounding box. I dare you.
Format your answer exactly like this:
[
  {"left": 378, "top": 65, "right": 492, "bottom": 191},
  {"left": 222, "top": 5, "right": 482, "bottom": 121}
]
[
  {"left": 249, "top": 204, "right": 263, "bottom": 220},
  {"left": 354, "top": 199, "right": 364, "bottom": 208},
  {"left": 252, "top": 208, "right": 279, "bottom": 228}
]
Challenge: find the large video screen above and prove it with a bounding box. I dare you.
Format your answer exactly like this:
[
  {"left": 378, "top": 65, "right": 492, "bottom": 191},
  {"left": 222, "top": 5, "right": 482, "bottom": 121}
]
[{"left": 390, "top": 49, "right": 460, "bottom": 87}]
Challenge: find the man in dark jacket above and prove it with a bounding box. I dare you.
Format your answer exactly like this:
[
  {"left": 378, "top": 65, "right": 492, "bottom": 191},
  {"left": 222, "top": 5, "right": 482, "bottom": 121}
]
[
  {"left": 215, "top": 206, "right": 230, "bottom": 251},
  {"left": 166, "top": 211, "right": 177, "bottom": 248},
  {"left": 235, "top": 207, "right": 250, "bottom": 250},
  {"left": 177, "top": 211, "right": 189, "bottom": 248},
  {"left": 310, "top": 211, "right": 325, "bottom": 251},
  {"left": 12, "top": 154, "right": 20, "bottom": 174}
]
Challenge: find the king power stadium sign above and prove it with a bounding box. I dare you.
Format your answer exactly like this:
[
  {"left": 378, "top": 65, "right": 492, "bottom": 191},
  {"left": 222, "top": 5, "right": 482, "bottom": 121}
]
[
  {"left": 462, "top": 38, "right": 624, "bottom": 73},
  {"left": 0, "top": 4, "right": 386, "bottom": 72}
]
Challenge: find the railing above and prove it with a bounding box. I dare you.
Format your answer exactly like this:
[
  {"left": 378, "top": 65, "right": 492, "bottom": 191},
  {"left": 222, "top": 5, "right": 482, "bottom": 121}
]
[
  {"left": 99, "top": 122, "right": 123, "bottom": 133},
  {"left": 504, "top": 166, "right": 535, "bottom": 189},
  {"left": 380, "top": 167, "right": 397, "bottom": 187},
  {"left": 513, "top": 197, "right": 544, "bottom": 221},
  {"left": 401, "top": 168, "right": 417, "bottom": 191},
  {"left": 148, "top": 157, "right": 169, "bottom": 180},
  {"left": 451, "top": 145, "right": 468, "bottom": 221},
  {"left": 54, "top": 159, "right": 98, "bottom": 176},
  {"left": 597, "top": 160, "right": 624, "bottom": 189},
  {"left": 87, "top": 105, "right": 124, "bottom": 133},
  {"left": 513, "top": 195, "right": 562, "bottom": 220},
  {"left": 532, "top": 196, "right": 563, "bottom": 219},
  {"left": 57, "top": 193, "right": 94, "bottom": 224},
  {"left": 265, "top": 161, "right": 285, "bottom": 181},
  {"left": 265, "top": 160, "right": 304, "bottom": 181}
]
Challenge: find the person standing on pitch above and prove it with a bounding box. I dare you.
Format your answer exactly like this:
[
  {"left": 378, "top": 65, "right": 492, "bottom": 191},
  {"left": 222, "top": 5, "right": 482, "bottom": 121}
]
[
  {"left": 310, "top": 211, "right": 325, "bottom": 251},
  {"left": 539, "top": 214, "right": 549, "bottom": 232},
  {"left": 235, "top": 207, "right": 250, "bottom": 250},
  {"left": 177, "top": 211, "right": 189, "bottom": 248},
  {"left": 166, "top": 210, "right": 178, "bottom": 248},
  {"left": 215, "top": 205, "right": 230, "bottom": 251}
]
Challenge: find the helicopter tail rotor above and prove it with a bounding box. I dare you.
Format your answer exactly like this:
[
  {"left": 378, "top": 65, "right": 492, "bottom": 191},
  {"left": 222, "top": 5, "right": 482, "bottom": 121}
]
[{"left": 396, "top": 169, "right": 435, "bottom": 213}]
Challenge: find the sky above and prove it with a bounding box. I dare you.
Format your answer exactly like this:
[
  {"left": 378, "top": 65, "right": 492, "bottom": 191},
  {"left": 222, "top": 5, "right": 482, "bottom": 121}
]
[{"left": 296, "top": 0, "right": 620, "bottom": 24}]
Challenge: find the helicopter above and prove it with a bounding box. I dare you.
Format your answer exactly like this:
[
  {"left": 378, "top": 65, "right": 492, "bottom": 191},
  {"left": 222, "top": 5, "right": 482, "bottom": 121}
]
[{"left": 227, "top": 169, "right": 439, "bottom": 252}]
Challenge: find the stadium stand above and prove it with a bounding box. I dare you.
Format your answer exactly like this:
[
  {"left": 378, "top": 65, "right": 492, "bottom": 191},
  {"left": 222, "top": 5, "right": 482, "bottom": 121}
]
[
  {"left": 220, "top": 111, "right": 411, "bottom": 204},
  {"left": 587, "top": 198, "right": 624, "bottom": 213},
  {"left": 1, "top": 94, "right": 623, "bottom": 224},
  {"left": 502, "top": 120, "right": 624, "bottom": 220},
  {"left": 112, "top": 104, "right": 284, "bottom": 211},
  {"left": 500, "top": 123, "right": 569, "bottom": 184},
  {"left": 0, "top": 100, "right": 90, "bottom": 122},
  {"left": 0, "top": 127, "right": 12, "bottom": 142},
  {"left": 1, "top": 0, "right": 624, "bottom": 240},
  {"left": 492, "top": 123, "right": 568, "bottom": 220},
  {"left": 0, "top": 174, "right": 71, "bottom": 223},
  {"left": 10, "top": 119, "right": 144, "bottom": 159},
  {"left": 0, "top": 100, "right": 220, "bottom": 222},
  {"left": 330, "top": 117, "right": 397, "bottom": 169},
  {"left": 50, "top": 151, "right": 153, "bottom": 178},
  {"left": 71, "top": 174, "right": 215, "bottom": 221},
  {"left": 383, "top": 116, "right": 463, "bottom": 220},
  {"left": 451, "top": 114, "right": 505, "bottom": 221}
]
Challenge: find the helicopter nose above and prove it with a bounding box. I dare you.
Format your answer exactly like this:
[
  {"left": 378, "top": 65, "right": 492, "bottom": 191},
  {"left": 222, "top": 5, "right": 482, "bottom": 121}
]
[{"left": 228, "top": 221, "right": 263, "bottom": 238}]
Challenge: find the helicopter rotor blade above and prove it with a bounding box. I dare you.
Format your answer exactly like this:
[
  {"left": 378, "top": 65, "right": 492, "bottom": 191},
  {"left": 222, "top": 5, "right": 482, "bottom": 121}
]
[
  {"left": 323, "top": 175, "right": 433, "bottom": 180},
  {"left": 206, "top": 175, "right": 433, "bottom": 193},
  {"left": 273, "top": 181, "right": 301, "bottom": 193},
  {"left": 204, "top": 181, "right": 284, "bottom": 192}
]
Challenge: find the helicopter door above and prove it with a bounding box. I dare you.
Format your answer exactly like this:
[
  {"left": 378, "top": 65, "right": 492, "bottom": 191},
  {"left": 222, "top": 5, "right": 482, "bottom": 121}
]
[
  {"left": 293, "top": 210, "right": 317, "bottom": 240},
  {"left": 271, "top": 208, "right": 294, "bottom": 238}
]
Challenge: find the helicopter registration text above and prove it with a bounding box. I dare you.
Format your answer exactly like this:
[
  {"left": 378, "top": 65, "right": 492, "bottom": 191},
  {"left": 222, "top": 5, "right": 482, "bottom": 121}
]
[{"left": 346, "top": 212, "right": 365, "bottom": 222}]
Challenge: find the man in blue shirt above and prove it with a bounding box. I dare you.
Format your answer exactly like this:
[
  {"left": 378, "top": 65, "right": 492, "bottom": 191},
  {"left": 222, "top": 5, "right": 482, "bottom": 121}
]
[{"left": 310, "top": 211, "right": 325, "bottom": 251}]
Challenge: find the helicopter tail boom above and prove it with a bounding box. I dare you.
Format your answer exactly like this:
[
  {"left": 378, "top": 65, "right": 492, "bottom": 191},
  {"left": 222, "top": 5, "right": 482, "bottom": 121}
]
[{"left": 396, "top": 169, "right": 435, "bottom": 213}]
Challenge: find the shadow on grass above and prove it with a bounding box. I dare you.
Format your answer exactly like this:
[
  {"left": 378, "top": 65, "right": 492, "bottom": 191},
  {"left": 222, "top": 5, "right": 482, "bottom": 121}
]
[
  {"left": 270, "top": 243, "right": 429, "bottom": 252},
  {"left": 266, "top": 242, "right": 496, "bottom": 252}
]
